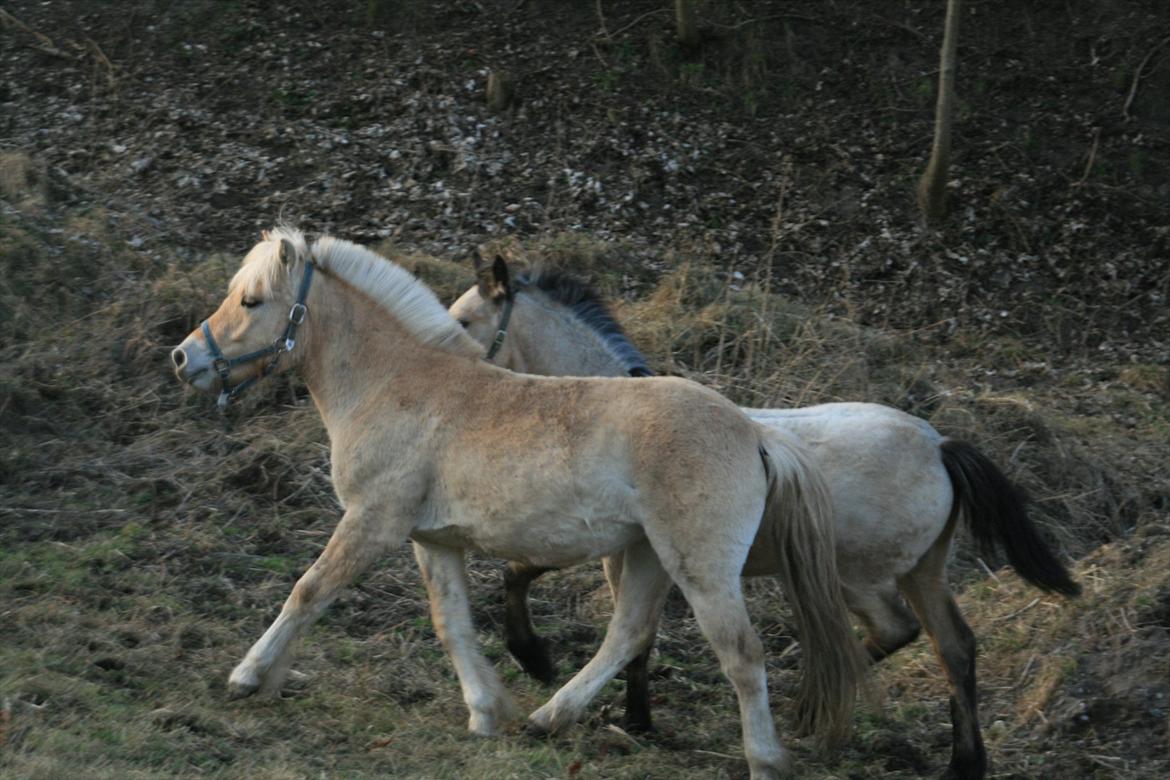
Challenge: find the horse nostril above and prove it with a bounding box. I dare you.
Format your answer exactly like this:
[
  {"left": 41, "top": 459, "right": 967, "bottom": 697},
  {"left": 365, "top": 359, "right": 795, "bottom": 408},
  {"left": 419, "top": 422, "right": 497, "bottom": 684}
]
[{"left": 171, "top": 347, "right": 187, "bottom": 370}]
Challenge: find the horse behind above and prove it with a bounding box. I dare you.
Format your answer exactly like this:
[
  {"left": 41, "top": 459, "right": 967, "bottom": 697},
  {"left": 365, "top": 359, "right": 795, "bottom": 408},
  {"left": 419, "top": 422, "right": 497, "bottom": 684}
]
[
  {"left": 448, "top": 257, "right": 1082, "bottom": 780},
  {"left": 170, "top": 228, "right": 867, "bottom": 780}
]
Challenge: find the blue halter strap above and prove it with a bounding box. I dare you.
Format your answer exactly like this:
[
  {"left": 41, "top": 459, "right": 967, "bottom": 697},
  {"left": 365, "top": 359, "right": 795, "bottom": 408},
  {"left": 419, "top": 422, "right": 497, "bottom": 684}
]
[
  {"left": 483, "top": 294, "right": 514, "bottom": 361},
  {"left": 201, "top": 260, "right": 315, "bottom": 409}
]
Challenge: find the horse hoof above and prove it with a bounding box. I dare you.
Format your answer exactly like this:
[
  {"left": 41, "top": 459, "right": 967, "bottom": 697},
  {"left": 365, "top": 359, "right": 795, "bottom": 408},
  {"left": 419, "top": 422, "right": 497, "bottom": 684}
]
[
  {"left": 227, "top": 679, "right": 259, "bottom": 700},
  {"left": 523, "top": 718, "right": 551, "bottom": 738},
  {"left": 940, "top": 762, "right": 986, "bottom": 780},
  {"left": 468, "top": 712, "right": 500, "bottom": 737},
  {"left": 227, "top": 666, "right": 260, "bottom": 700},
  {"left": 621, "top": 714, "right": 652, "bottom": 734}
]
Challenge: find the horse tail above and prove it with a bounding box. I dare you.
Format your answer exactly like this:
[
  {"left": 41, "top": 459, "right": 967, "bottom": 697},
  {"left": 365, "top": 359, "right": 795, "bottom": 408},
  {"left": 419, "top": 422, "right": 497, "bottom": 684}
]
[
  {"left": 758, "top": 427, "right": 867, "bottom": 747},
  {"left": 940, "top": 439, "right": 1081, "bottom": 597}
]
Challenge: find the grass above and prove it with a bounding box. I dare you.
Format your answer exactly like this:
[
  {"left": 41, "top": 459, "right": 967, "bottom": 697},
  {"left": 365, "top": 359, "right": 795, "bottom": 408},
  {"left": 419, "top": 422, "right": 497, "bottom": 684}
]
[{"left": 2, "top": 153, "right": 1168, "bottom": 778}]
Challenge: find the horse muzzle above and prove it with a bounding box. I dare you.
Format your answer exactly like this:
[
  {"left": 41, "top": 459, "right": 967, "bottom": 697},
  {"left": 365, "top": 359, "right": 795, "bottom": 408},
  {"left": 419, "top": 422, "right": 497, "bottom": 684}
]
[{"left": 171, "top": 340, "right": 214, "bottom": 392}]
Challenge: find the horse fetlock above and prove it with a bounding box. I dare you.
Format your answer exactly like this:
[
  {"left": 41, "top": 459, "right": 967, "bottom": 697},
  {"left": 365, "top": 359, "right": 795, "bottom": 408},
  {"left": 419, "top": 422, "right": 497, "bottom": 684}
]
[
  {"left": 507, "top": 634, "right": 556, "bottom": 685},
  {"left": 467, "top": 709, "right": 500, "bottom": 736},
  {"left": 944, "top": 743, "right": 987, "bottom": 780},
  {"left": 747, "top": 748, "right": 793, "bottom": 780}
]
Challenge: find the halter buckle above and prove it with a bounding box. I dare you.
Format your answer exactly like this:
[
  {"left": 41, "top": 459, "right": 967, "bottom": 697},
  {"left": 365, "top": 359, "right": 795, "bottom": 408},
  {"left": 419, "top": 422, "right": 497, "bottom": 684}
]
[
  {"left": 212, "top": 357, "right": 230, "bottom": 374},
  {"left": 486, "top": 328, "right": 507, "bottom": 358},
  {"left": 288, "top": 302, "right": 307, "bottom": 325}
]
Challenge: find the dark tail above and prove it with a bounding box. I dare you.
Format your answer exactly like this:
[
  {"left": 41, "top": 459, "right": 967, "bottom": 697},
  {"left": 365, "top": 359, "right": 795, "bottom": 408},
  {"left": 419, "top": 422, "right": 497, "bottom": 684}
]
[{"left": 940, "top": 439, "right": 1080, "bottom": 597}]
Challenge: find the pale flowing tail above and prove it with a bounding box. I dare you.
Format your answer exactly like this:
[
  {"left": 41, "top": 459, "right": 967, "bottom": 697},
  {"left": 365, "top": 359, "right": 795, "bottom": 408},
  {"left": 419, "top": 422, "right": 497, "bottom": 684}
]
[{"left": 757, "top": 426, "right": 868, "bottom": 747}]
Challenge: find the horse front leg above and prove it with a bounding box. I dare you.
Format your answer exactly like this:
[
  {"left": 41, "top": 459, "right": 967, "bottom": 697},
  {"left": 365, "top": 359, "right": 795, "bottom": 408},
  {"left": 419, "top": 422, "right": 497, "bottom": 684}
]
[
  {"left": 502, "top": 561, "right": 557, "bottom": 683},
  {"left": 417, "top": 541, "right": 519, "bottom": 735},
  {"left": 228, "top": 505, "right": 401, "bottom": 699}
]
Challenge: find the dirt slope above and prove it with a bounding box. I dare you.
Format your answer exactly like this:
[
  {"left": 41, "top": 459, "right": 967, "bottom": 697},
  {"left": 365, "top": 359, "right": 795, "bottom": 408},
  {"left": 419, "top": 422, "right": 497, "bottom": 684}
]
[{"left": 2, "top": 1, "right": 1169, "bottom": 778}]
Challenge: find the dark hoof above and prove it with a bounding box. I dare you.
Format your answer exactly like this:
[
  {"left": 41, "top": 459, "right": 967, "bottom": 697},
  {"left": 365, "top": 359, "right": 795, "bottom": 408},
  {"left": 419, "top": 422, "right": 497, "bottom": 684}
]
[
  {"left": 941, "top": 757, "right": 987, "bottom": 780},
  {"left": 621, "top": 713, "right": 652, "bottom": 734}
]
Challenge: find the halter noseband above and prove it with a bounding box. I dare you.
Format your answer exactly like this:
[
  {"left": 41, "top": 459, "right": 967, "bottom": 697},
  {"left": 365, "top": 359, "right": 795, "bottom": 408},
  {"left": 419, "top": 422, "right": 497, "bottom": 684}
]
[
  {"left": 201, "top": 260, "right": 315, "bottom": 409},
  {"left": 483, "top": 294, "right": 513, "bottom": 361}
]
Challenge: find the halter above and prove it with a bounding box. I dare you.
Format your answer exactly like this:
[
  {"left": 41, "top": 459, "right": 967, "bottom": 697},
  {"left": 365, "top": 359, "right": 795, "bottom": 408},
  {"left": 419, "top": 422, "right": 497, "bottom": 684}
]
[
  {"left": 481, "top": 289, "right": 654, "bottom": 377},
  {"left": 201, "top": 260, "right": 315, "bottom": 409},
  {"left": 483, "top": 294, "right": 514, "bottom": 361}
]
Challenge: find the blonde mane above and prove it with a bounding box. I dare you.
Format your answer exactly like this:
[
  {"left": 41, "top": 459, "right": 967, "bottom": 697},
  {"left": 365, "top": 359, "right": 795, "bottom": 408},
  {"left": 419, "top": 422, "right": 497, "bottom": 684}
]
[{"left": 235, "top": 226, "right": 479, "bottom": 355}]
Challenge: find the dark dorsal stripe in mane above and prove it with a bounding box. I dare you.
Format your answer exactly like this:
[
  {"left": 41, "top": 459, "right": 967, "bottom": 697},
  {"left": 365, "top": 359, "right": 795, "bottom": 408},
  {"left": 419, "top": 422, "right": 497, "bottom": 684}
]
[{"left": 516, "top": 268, "right": 654, "bottom": 377}]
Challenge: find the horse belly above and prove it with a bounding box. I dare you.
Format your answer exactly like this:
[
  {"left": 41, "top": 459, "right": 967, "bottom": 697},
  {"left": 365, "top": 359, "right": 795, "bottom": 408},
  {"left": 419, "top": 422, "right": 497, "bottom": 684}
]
[
  {"left": 411, "top": 513, "right": 643, "bottom": 568},
  {"left": 497, "top": 512, "right": 644, "bottom": 567}
]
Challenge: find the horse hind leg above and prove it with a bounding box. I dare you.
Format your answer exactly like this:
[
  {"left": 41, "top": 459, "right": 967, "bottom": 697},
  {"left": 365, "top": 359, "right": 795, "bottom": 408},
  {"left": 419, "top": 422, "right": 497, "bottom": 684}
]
[
  {"left": 846, "top": 581, "right": 922, "bottom": 663},
  {"left": 601, "top": 552, "right": 656, "bottom": 733},
  {"left": 528, "top": 540, "right": 670, "bottom": 735},
  {"left": 675, "top": 581, "right": 789, "bottom": 779},
  {"left": 502, "top": 561, "right": 557, "bottom": 684},
  {"left": 621, "top": 644, "right": 654, "bottom": 732},
  {"left": 897, "top": 559, "right": 986, "bottom": 779}
]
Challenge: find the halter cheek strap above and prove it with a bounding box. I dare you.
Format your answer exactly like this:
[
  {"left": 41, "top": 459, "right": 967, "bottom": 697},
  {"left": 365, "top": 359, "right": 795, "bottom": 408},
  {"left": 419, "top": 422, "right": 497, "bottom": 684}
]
[
  {"left": 201, "top": 260, "right": 314, "bottom": 409},
  {"left": 483, "top": 294, "right": 514, "bottom": 361},
  {"left": 480, "top": 291, "right": 654, "bottom": 377}
]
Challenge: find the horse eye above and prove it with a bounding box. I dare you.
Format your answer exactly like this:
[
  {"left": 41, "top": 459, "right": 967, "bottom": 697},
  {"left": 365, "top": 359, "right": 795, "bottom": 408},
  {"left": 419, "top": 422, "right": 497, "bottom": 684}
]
[
  {"left": 458, "top": 319, "right": 470, "bottom": 329},
  {"left": 242, "top": 296, "right": 262, "bottom": 309}
]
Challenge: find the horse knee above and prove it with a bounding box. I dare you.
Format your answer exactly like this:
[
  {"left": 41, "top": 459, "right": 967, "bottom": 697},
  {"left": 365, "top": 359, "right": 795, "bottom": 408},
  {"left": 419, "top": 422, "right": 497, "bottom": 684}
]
[
  {"left": 719, "top": 631, "right": 766, "bottom": 686},
  {"left": 288, "top": 572, "right": 321, "bottom": 611}
]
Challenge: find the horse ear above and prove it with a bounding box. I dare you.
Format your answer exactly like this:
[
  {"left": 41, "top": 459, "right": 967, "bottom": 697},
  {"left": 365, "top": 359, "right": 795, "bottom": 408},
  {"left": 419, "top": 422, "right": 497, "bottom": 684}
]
[
  {"left": 476, "top": 253, "right": 512, "bottom": 302},
  {"left": 492, "top": 255, "right": 513, "bottom": 302},
  {"left": 278, "top": 238, "right": 296, "bottom": 266}
]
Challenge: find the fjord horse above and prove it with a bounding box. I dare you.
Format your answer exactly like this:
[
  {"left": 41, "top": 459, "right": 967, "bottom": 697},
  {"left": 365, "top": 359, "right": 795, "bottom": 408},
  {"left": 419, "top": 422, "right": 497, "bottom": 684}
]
[
  {"left": 171, "top": 228, "right": 866, "bottom": 780},
  {"left": 449, "top": 257, "right": 1082, "bottom": 780}
]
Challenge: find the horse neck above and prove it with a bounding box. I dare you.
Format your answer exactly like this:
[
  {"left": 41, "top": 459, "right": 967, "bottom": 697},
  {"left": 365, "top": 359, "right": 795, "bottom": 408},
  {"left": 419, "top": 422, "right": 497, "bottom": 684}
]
[
  {"left": 299, "top": 273, "right": 478, "bottom": 430},
  {"left": 510, "top": 295, "right": 626, "bottom": 378}
]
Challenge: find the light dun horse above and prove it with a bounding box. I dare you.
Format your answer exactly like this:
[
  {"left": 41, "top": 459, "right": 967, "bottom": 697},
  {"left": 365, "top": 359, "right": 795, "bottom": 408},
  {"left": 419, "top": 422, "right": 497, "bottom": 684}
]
[
  {"left": 448, "top": 258, "right": 1082, "bottom": 780},
  {"left": 171, "top": 228, "right": 866, "bottom": 780}
]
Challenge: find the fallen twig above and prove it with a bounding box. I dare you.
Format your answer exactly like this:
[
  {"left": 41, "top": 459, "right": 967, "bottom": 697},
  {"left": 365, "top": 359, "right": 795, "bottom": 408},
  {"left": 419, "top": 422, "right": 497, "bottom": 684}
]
[
  {"left": 0, "top": 9, "right": 79, "bottom": 61},
  {"left": 1074, "top": 127, "right": 1101, "bottom": 186}
]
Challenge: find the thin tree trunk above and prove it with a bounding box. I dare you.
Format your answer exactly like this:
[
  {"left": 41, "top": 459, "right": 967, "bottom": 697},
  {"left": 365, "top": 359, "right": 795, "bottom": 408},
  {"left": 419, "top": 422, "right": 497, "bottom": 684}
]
[
  {"left": 675, "top": 0, "right": 699, "bottom": 50},
  {"left": 917, "top": 0, "right": 961, "bottom": 225}
]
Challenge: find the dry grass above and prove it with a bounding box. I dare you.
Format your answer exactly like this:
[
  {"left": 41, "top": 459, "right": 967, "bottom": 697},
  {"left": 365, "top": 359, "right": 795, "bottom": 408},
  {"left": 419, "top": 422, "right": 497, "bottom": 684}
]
[{"left": 2, "top": 158, "right": 1168, "bottom": 778}]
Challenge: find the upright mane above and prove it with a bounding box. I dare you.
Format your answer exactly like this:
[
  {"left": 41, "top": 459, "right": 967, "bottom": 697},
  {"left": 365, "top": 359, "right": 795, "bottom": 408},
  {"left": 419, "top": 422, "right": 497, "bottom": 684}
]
[
  {"left": 237, "top": 226, "right": 477, "bottom": 355},
  {"left": 312, "top": 234, "right": 476, "bottom": 353},
  {"left": 517, "top": 268, "right": 651, "bottom": 375}
]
